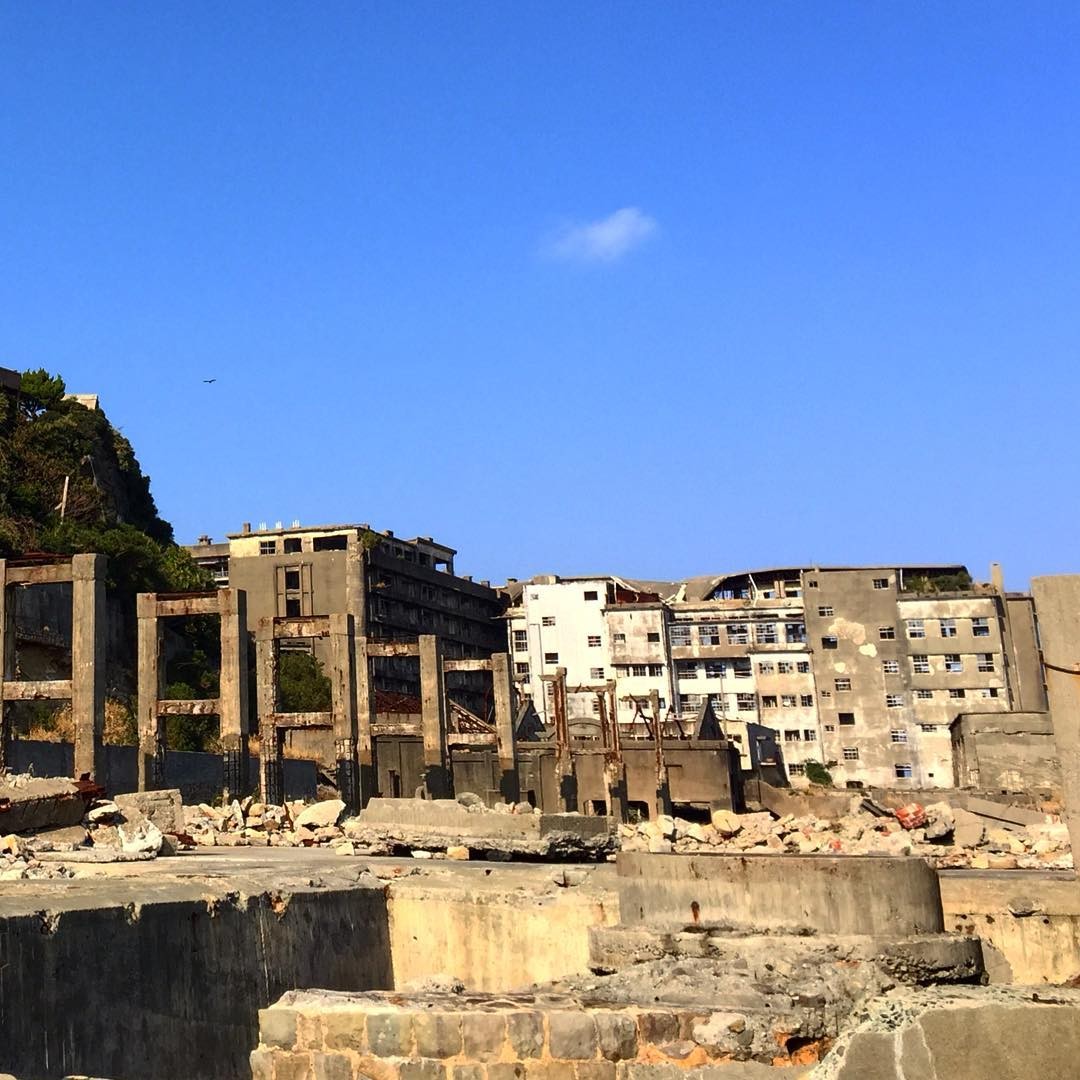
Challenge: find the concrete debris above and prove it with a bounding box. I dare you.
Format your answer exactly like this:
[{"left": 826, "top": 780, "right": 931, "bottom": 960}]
[
  {"left": 118, "top": 819, "right": 164, "bottom": 856},
  {"left": 293, "top": 799, "right": 346, "bottom": 830},
  {"left": 619, "top": 801, "right": 1072, "bottom": 870},
  {"left": 0, "top": 833, "right": 75, "bottom": 880}
]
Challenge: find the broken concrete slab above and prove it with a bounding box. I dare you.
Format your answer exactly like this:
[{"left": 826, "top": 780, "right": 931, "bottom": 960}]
[
  {"left": 0, "top": 775, "right": 93, "bottom": 832},
  {"left": 114, "top": 789, "right": 184, "bottom": 836}
]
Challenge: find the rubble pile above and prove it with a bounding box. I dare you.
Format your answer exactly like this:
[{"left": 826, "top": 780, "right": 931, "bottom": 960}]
[
  {"left": 0, "top": 834, "right": 75, "bottom": 880},
  {"left": 181, "top": 797, "right": 359, "bottom": 852},
  {"left": 618, "top": 799, "right": 1073, "bottom": 870}
]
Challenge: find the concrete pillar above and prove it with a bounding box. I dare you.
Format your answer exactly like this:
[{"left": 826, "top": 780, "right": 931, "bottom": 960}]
[
  {"left": 218, "top": 588, "right": 250, "bottom": 801},
  {"left": 1030, "top": 576, "right": 1080, "bottom": 859},
  {"left": 650, "top": 688, "right": 673, "bottom": 818},
  {"left": 353, "top": 635, "right": 377, "bottom": 807},
  {"left": 0, "top": 560, "right": 11, "bottom": 772},
  {"left": 551, "top": 668, "right": 577, "bottom": 812},
  {"left": 136, "top": 594, "right": 164, "bottom": 791},
  {"left": 345, "top": 535, "right": 367, "bottom": 637},
  {"left": 419, "top": 634, "right": 452, "bottom": 798},
  {"left": 491, "top": 652, "right": 520, "bottom": 803},
  {"left": 599, "top": 687, "right": 626, "bottom": 823},
  {"left": 330, "top": 613, "right": 360, "bottom": 812},
  {"left": 255, "top": 620, "right": 283, "bottom": 805},
  {"left": 71, "top": 554, "right": 105, "bottom": 782}
]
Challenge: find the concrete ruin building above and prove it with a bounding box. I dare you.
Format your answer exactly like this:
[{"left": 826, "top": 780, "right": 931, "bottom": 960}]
[
  {"left": 189, "top": 523, "right": 505, "bottom": 718},
  {"left": 504, "top": 563, "right": 1047, "bottom": 791}
]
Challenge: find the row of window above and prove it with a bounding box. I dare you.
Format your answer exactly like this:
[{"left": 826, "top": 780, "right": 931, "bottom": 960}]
[
  {"left": 764, "top": 694, "right": 816, "bottom": 708},
  {"left": 783, "top": 729, "right": 818, "bottom": 742},
  {"left": 679, "top": 692, "right": 757, "bottom": 713},
  {"left": 670, "top": 622, "right": 807, "bottom": 646},
  {"left": 758, "top": 660, "right": 812, "bottom": 675},
  {"left": 615, "top": 664, "right": 665, "bottom": 678},
  {"left": 677, "top": 659, "right": 752, "bottom": 679}
]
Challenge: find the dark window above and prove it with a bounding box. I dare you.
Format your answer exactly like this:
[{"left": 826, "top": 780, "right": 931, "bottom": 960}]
[
  {"left": 259, "top": 540, "right": 277, "bottom": 556},
  {"left": 647, "top": 632, "right": 661, "bottom": 643},
  {"left": 822, "top": 636, "right": 838, "bottom": 649},
  {"left": 583, "top": 590, "right": 599, "bottom": 601},
  {"left": 284, "top": 569, "right": 301, "bottom": 590},
  {"left": 838, "top": 712, "right": 856, "bottom": 726},
  {"left": 313, "top": 534, "right": 348, "bottom": 551},
  {"left": 285, "top": 597, "right": 301, "bottom": 617},
  {"left": 283, "top": 538, "right": 302, "bottom": 554}
]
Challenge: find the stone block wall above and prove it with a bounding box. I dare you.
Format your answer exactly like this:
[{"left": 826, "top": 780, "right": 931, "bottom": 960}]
[{"left": 250, "top": 989, "right": 826, "bottom": 1079}]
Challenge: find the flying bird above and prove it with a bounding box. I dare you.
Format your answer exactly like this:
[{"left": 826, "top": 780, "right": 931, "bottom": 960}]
[{"left": 202, "top": 378, "right": 217, "bottom": 384}]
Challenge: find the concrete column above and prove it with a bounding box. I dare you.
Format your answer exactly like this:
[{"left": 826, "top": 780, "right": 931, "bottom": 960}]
[
  {"left": 330, "top": 612, "right": 360, "bottom": 812},
  {"left": 599, "top": 687, "right": 626, "bottom": 823},
  {"left": 345, "top": 535, "right": 367, "bottom": 637},
  {"left": 136, "top": 594, "right": 164, "bottom": 790},
  {"left": 71, "top": 554, "right": 105, "bottom": 782},
  {"left": 0, "top": 560, "right": 11, "bottom": 772},
  {"left": 551, "top": 667, "right": 577, "bottom": 812},
  {"left": 1030, "top": 576, "right": 1080, "bottom": 859},
  {"left": 218, "top": 588, "right": 250, "bottom": 801},
  {"left": 650, "top": 688, "right": 673, "bottom": 818},
  {"left": 491, "top": 652, "right": 520, "bottom": 803},
  {"left": 419, "top": 634, "right": 451, "bottom": 798},
  {"left": 255, "top": 620, "right": 283, "bottom": 805},
  {"left": 353, "top": 634, "right": 377, "bottom": 807}
]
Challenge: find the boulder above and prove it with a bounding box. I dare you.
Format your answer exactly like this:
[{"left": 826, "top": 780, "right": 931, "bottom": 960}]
[{"left": 294, "top": 799, "right": 346, "bottom": 830}]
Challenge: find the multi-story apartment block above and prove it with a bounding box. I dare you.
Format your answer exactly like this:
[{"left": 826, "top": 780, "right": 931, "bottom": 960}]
[
  {"left": 502, "top": 563, "right": 1046, "bottom": 790},
  {"left": 188, "top": 523, "right": 505, "bottom": 713},
  {"left": 503, "top": 575, "right": 675, "bottom": 734}
]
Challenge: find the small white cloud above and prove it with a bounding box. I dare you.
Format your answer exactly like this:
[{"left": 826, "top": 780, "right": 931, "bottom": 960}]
[{"left": 545, "top": 206, "right": 658, "bottom": 263}]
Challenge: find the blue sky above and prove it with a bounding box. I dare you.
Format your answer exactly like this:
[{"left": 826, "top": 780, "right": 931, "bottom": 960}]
[{"left": 2, "top": 5, "right": 1078, "bottom": 589}]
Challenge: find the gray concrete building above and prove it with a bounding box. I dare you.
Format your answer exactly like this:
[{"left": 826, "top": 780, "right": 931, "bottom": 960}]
[{"left": 188, "top": 523, "right": 505, "bottom": 715}]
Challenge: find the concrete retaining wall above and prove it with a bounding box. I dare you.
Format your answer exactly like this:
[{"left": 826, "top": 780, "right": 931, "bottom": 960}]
[
  {"left": 938, "top": 871, "right": 1080, "bottom": 983},
  {"left": 0, "top": 885, "right": 392, "bottom": 1080},
  {"left": 617, "top": 853, "right": 945, "bottom": 936}
]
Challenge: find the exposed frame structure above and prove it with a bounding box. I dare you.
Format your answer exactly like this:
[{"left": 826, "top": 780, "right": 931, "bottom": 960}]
[
  {"left": 137, "top": 588, "right": 249, "bottom": 800},
  {"left": 0, "top": 554, "right": 106, "bottom": 781},
  {"left": 255, "top": 613, "right": 359, "bottom": 809}
]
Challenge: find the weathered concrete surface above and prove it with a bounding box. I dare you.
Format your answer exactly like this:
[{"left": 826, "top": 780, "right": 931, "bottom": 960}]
[
  {"left": 0, "top": 849, "right": 618, "bottom": 1079},
  {"left": 617, "top": 853, "right": 945, "bottom": 936},
  {"left": 939, "top": 869, "right": 1080, "bottom": 983},
  {"left": 387, "top": 866, "right": 618, "bottom": 991},
  {"left": 0, "top": 776, "right": 88, "bottom": 832},
  {"left": 808, "top": 985, "right": 1080, "bottom": 1079},
  {"left": 352, "top": 796, "right": 615, "bottom": 858}
]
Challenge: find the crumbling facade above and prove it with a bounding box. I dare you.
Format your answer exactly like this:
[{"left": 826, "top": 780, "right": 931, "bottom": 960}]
[
  {"left": 189, "top": 523, "right": 504, "bottom": 716},
  {"left": 504, "top": 563, "right": 1048, "bottom": 790}
]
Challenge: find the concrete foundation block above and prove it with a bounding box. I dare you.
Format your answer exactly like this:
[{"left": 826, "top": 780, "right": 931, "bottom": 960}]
[
  {"left": 486, "top": 1064, "right": 527, "bottom": 1080},
  {"left": 595, "top": 1012, "right": 638, "bottom": 1061},
  {"left": 323, "top": 1010, "right": 368, "bottom": 1054},
  {"left": 635, "top": 1011, "right": 679, "bottom": 1046},
  {"left": 258, "top": 1006, "right": 298, "bottom": 1049},
  {"left": 506, "top": 1011, "right": 545, "bottom": 1058},
  {"left": 462, "top": 1012, "right": 508, "bottom": 1061},
  {"left": 367, "top": 1011, "right": 415, "bottom": 1057},
  {"left": 312, "top": 1052, "right": 354, "bottom": 1080},
  {"left": 451, "top": 1066, "right": 487, "bottom": 1080},
  {"left": 400, "top": 1061, "right": 448, "bottom": 1080},
  {"left": 268, "top": 1051, "right": 314, "bottom": 1080},
  {"left": 576, "top": 1063, "right": 617, "bottom": 1080},
  {"left": 249, "top": 1048, "right": 275, "bottom": 1080},
  {"left": 548, "top": 1011, "right": 599, "bottom": 1060},
  {"left": 413, "top": 1011, "right": 464, "bottom": 1058}
]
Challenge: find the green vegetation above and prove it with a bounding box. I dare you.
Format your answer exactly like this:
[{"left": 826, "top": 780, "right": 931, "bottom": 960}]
[
  {"left": 0, "top": 367, "right": 204, "bottom": 596},
  {"left": 278, "top": 652, "right": 332, "bottom": 712},
  {"left": 804, "top": 760, "right": 834, "bottom": 787},
  {"left": 902, "top": 570, "right": 973, "bottom": 594}
]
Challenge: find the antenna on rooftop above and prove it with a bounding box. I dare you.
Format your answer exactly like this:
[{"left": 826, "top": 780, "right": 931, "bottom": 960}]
[
  {"left": 274, "top": 520, "right": 283, "bottom": 530},
  {"left": 258, "top": 522, "right": 267, "bottom": 532},
  {"left": 291, "top": 519, "right": 300, "bottom": 528}
]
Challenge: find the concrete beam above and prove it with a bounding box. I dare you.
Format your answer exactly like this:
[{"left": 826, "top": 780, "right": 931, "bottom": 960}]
[
  {"left": 365, "top": 641, "right": 420, "bottom": 658},
  {"left": 273, "top": 616, "right": 330, "bottom": 640},
  {"left": 71, "top": 554, "right": 105, "bottom": 782},
  {"left": 443, "top": 658, "right": 493, "bottom": 673},
  {"left": 270, "top": 711, "right": 332, "bottom": 729},
  {"left": 153, "top": 595, "right": 221, "bottom": 617},
  {"left": 0, "top": 680, "right": 73, "bottom": 701},
  {"left": 4, "top": 563, "right": 73, "bottom": 585},
  {"left": 155, "top": 699, "right": 221, "bottom": 716}
]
